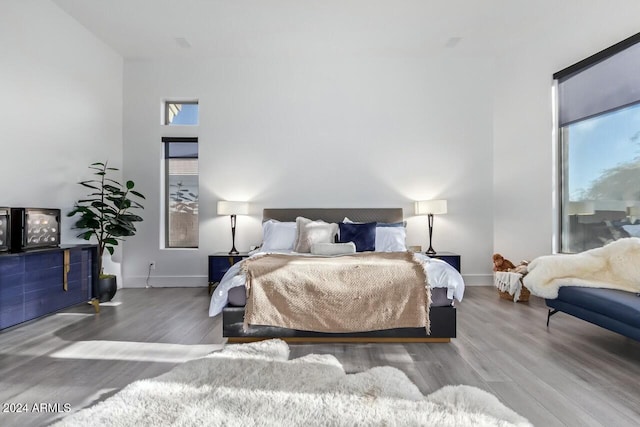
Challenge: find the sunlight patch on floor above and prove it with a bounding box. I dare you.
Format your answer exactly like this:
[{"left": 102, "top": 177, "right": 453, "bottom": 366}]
[{"left": 50, "top": 341, "right": 223, "bottom": 363}]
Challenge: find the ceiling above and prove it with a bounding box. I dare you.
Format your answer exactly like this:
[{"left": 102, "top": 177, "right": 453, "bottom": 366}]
[{"left": 49, "top": 0, "right": 593, "bottom": 60}]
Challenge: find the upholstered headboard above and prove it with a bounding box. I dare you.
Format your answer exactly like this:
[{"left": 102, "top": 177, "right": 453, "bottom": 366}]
[{"left": 262, "top": 208, "right": 403, "bottom": 224}]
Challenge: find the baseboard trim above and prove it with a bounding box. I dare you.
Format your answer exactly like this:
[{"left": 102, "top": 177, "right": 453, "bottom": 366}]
[
  {"left": 124, "top": 275, "right": 207, "bottom": 288},
  {"left": 461, "top": 274, "right": 493, "bottom": 286}
]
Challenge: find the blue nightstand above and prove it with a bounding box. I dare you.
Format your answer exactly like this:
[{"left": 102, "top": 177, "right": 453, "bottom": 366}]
[
  {"left": 428, "top": 252, "right": 461, "bottom": 272},
  {"left": 208, "top": 252, "right": 249, "bottom": 295}
]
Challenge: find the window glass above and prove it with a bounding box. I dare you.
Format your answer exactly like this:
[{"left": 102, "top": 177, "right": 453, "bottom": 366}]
[
  {"left": 560, "top": 103, "right": 640, "bottom": 252},
  {"left": 165, "top": 102, "right": 199, "bottom": 125},
  {"left": 164, "top": 140, "right": 198, "bottom": 248}
]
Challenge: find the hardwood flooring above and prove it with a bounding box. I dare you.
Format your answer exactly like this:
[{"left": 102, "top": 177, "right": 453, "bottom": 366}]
[{"left": 0, "top": 286, "right": 638, "bottom": 426}]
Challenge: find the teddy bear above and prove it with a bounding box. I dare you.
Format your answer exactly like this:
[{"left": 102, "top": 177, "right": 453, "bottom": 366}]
[
  {"left": 493, "top": 253, "right": 529, "bottom": 274},
  {"left": 492, "top": 253, "right": 516, "bottom": 272}
]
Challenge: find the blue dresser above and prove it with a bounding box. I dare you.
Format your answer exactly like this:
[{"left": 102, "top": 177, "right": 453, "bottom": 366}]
[{"left": 0, "top": 244, "right": 97, "bottom": 330}]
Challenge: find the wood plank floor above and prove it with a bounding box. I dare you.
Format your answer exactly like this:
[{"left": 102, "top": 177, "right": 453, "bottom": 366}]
[{"left": 0, "top": 286, "right": 638, "bottom": 426}]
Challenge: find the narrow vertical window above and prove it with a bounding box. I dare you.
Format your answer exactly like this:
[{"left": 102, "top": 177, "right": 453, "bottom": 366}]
[
  {"left": 163, "top": 137, "right": 199, "bottom": 248},
  {"left": 164, "top": 101, "right": 199, "bottom": 125}
]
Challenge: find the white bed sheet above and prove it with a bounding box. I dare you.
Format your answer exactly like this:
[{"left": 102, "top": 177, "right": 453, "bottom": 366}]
[{"left": 208, "top": 250, "right": 465, "bottom": 317}]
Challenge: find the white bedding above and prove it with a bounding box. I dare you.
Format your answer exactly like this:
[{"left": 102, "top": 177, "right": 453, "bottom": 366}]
[{"left": 208, "top": 250, "right": 465, "bottom": 317}]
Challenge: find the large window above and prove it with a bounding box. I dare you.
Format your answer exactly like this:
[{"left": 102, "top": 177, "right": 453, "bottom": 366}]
[
  {"left": 555, "top": 33, "right": 640, "bottom": 252},
  {"left": 163, "top": 138, "right": 199, "bottom": 248}
]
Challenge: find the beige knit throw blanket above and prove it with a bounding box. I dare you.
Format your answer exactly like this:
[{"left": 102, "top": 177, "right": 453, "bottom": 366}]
[{"left": 242, "top": 252, "right": 430, "bottom": 333}]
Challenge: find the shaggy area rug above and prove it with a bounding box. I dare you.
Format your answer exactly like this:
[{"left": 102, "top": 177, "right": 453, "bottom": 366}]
[{"left": 55, "top": 339, "right": 531, "bottom": 427}]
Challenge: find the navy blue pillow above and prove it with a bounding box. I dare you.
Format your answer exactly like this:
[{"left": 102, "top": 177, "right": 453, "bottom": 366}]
[{"left": 339, "top": 222, "right": 376, "bottom": 252}]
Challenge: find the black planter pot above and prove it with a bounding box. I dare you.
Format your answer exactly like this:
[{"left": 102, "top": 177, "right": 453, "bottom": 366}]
[{"left": 98, "top": 275, "right": 117, "bottom": 302}]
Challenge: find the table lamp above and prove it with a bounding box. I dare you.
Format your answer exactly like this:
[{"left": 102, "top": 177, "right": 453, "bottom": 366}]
[
  {"left": 415, "top": 199, "right": 448, "bottom": 256},
  {"left": 217, "top": 201, "right": 249, "bottom": 254}
]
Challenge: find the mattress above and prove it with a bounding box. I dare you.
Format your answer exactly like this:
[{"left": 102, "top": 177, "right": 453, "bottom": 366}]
[{"left": 227, "top": 285, "right": 453, "bottom": 307}]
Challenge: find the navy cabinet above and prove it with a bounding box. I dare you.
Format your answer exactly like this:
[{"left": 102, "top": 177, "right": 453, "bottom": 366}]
[
  {"left": 0, "top": 256, "right": 25, "bottom": 329},
  {"left": 208, "top": 253, "right": 249, "bottom": 295},
  {"left": 428, "top": 252, "right": 461, "bottom": 273},
  {"left": 0, "top": 245, "right": 97, "bottom": 330}
]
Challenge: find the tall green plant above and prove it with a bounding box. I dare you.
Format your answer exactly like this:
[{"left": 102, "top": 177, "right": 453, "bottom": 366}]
[{"left": 68, "top": 161, "right": 145, "bottom": 276}]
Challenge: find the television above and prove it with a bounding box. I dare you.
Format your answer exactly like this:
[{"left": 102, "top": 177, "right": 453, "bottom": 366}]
[
  {"left": 10, "top": 208, "right": 61, "bottom": 252},
  {"left": 0, "top": 208, "right": 9, "bottom": 252}
]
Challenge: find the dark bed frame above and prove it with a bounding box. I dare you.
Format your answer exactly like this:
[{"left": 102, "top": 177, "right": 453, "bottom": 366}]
[{"left": 222, "top": 208, "right": 457, "bottom": 343}]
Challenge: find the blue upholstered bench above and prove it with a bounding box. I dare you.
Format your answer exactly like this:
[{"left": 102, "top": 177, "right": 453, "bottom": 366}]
[{"left": 546, "top": 286, "right": 640, "bottom": 341}]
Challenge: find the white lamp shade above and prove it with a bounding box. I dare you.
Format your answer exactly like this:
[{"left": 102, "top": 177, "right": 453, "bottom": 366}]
[
  {"left": 567, "top": 201, "right": 594, "bottom": 215},
  {"left": 415, "top": 199, "right": 448, "bottom": 215},
  {"left": 217, "top": 201, "right": 249, "bottom": 215}
]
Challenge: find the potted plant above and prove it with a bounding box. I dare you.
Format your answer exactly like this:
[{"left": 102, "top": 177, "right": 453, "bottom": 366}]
[{"left": 68, "top": 161, "right": 145, "bottom": 302}]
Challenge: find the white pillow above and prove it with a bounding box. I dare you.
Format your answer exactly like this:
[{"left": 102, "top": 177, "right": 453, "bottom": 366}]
[
  {"left": 344, "top": 216, "right": 407, "bottom": 252},
  {"left": 311, "top": 242, "right": 356, "bottom": 256},
  {"left": 294, "top": 217, "right": 339, "bottom": 253},
  {"left": 261, "top": 220, "right": 297, "bottom": 251},
  {"left": 375, "top": 227, "right": 407, "bottom": 252}
]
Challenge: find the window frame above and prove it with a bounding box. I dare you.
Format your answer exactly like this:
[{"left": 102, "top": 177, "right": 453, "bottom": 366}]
[
  {"left": 554, "top": 32, "right": 640, "bottom": 252},
  {"left": 162, "top": 136, "right": 199, "bottom": 249},
  {"left": 164, "top": 100, "right": 199, "bottom": 126}
]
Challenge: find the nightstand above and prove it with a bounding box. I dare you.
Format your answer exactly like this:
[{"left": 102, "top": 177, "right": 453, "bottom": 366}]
[
  {"left": 428, "top": 252, "right": 461, "bottom": 273},
  {"left": 208, "top": 252, "right": 249, "bottom": 295}
]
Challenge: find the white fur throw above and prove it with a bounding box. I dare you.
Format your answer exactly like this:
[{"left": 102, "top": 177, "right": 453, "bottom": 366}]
[
  {"left": 523, "top": 237, "right": 640, "bottom": 299},
  {"left": 310, "top": 242, "right": 356, "bottom": 255}
]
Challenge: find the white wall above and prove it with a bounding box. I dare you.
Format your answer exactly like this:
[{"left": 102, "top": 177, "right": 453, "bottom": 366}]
[
  {"left": 0, "top": 1, "right": 123, "bottom": 250},
  {"left": 493, "top": 1, "right": 640, "bottom": 263},
  {"left": 123, "top": 55, "right": 495, "bottom": 287},
  {"left": 6, "top": 1, "right": 640, "bottom": 291}
]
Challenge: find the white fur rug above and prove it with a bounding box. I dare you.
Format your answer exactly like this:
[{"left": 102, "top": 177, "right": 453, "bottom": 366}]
[
  {"left": 55, "top": 339, "right": 531, "bottom": 427},
  {"left": 524, "top": 237, "right": 640, "bottom": 299}
]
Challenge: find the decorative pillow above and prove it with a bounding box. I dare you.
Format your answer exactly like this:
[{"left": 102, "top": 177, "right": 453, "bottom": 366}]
[
  {"left": 339, "top": 222, "right": 377, "bottom": 252},
  {"left": 343, "top": 217, "right": 406, "bottom": 227},
  {"left": 294, "top": 217, "right": 339, "bottom": 253},
  {"left": 342, "top": 217, "right": 407, "bottom": 252},
  {"left": 261, "top": 220, "right": 297, "bottom": 251},
  {"left": 375, "top": 226, "right": 407, "bottom": 252},
  {"left": 376, "top": 221, "right": 407, "bottom": 227},
  {"left": 311, "top": 242, "right": 356, "bottom": 256}
]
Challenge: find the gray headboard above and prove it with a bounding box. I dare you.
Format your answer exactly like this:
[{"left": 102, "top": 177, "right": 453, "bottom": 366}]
[{"left": 262, "top": 208, "right": 403, "bottom": 224}]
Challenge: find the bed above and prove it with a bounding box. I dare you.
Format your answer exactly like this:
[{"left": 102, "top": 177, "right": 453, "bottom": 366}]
[{"left": 209, "top": 208, "right": 464, "bottom": 343}]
